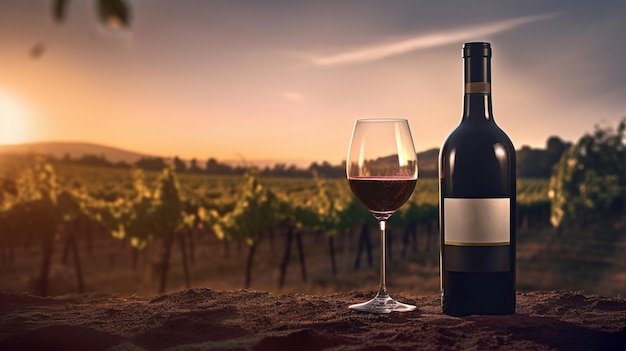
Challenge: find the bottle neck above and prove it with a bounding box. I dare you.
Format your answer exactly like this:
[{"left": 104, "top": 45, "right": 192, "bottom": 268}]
[
  {"left": 462, "top": 54, "right": 494, "bottom": 123},
  {"left": 463, "top": 94, "right": 494, "bottom": 122}
]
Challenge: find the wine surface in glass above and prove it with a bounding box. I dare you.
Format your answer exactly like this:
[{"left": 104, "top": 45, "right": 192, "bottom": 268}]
[{"left": 349, "top": 176, "right": 416, "bottom": 213}]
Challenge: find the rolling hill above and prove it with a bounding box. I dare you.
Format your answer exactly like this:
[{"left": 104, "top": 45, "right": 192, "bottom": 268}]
[{"left": 0, "top": 141, "right": 150, "bottom": 164}]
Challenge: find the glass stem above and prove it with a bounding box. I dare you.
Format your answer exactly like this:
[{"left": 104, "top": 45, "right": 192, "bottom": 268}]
[{"left": 377, "top": 220, "right": 389, "bottom": 298}]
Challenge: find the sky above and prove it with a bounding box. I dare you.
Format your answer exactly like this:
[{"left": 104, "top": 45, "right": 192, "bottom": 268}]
[{"left": 1, "top": 0, "right": 625, "bottom": 167}]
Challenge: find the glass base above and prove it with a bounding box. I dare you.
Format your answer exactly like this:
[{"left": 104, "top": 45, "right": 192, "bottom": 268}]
[{"left": 349, "top": 292, "right": 416, "bottom": 314}]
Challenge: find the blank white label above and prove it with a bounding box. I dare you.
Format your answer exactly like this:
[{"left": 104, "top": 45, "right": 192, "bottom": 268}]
[{"left": 444, "top": 198, "right": 510, "bottom": 245}]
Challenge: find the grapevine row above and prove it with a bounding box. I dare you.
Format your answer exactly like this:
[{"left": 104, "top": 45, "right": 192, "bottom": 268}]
[{"left": 0, "top": 156, "right": 551, "bottom": 295}]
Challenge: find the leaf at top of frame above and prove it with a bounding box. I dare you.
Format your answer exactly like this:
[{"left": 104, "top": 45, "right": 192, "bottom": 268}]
[{"left": 98, "top": 0, "right": 131, "bottom": 29}]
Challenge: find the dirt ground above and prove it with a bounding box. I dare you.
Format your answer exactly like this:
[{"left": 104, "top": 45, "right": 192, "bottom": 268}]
[{"left": 0, "top": 289, "right": 624, "bottom": 350}]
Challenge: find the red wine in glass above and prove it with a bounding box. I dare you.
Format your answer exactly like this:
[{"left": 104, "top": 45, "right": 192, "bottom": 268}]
[
  {"left": 349, "top": 176, "right": 417, "bottom": 219},
  {"left": 346, "top": 118, "right": 418, "bottom": 313}
]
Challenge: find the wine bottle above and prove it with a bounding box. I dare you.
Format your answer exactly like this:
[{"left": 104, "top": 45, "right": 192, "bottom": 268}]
[{"left": 439, "top": 42, "right": 516, "bottom": 316}]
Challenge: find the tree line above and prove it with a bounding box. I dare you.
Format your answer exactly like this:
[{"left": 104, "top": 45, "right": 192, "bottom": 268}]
[
  {"left": 57, "top": 135, "right": 572, "bottom": 179},
  {"left": 57, "top": 153, "right": 346, "bottom": 178}
]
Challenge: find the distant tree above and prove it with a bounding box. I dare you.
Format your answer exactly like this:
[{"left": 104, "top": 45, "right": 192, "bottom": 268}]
[
  {"left": 517, "top": 137, "right": 571, "bottom": 178},
  {"left": 308, "top": 161, "right": 344, "bottom": 178},
  {"left": 232, "top": 166, "right": 247, "bottom": 175},
  {"left": 135, "top": 157, "right": 166, "bottom": 171},
  {"left": 287, "top": 164, "right": 297, "bottom": 173},
  {"left": 173, "top": 156, "right": 187, "bottom": 173},
  {"left": 189, "top": 158, "right": 202, "bottom": 173},
  {"left": 75, "top": 154, "right": 113, "bottom": 168},
  {"left": 205, "top": 158, "right": 234, "bottom": 175},
  {"left": 260, "top": 163, "right": 309, "bottom": 178},
  {"left": 546, "top": 136, "right": 569, "bottom": 164},
  {"left": 517, "top": 146, "right": 552, "bottom": 178},
  {"left": 114, "top": 161, "right": 131, "bottom": 169},
  {"left": 206, "top": 158, "right": 218, "bottom": 171}
]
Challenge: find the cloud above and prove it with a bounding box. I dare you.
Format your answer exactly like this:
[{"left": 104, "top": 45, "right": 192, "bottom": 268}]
[{"left": 310, "top": 12, "right": 561, "bottom": 66}]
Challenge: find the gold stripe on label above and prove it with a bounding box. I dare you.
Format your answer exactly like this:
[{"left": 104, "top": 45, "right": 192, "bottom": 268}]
[
  {"left": 465, "top": 82, "right": 491, "bottom": 93},
  {"left": 445, "top": 241, "right": 510, "bottom": 246}
]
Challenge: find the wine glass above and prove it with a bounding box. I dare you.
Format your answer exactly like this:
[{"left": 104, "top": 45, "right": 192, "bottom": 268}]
[{"left": 346, "top": 118, "right": 418, "bottom": 313}]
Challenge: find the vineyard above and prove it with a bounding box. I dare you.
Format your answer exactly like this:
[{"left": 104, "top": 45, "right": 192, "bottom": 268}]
[
  {"left": 2, "top": 152, "right": 624, "bottom": 298},
  {"left": 0, "top": 155, "right": 566, "bottom": 297}
]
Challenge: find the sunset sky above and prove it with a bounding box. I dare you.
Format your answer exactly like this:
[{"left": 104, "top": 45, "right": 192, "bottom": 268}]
[{"left": 1, "top": 1, "right": 625, "bottom": 167}]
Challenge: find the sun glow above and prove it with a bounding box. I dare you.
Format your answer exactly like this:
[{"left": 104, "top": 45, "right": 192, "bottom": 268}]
[{"left": 0, "top": 90, "right": 33, "bottom": 144}]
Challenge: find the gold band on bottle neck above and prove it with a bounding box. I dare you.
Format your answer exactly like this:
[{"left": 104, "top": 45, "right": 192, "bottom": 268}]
[{"left": 465, "top": 82, "right": 491, "bottom": 93}]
